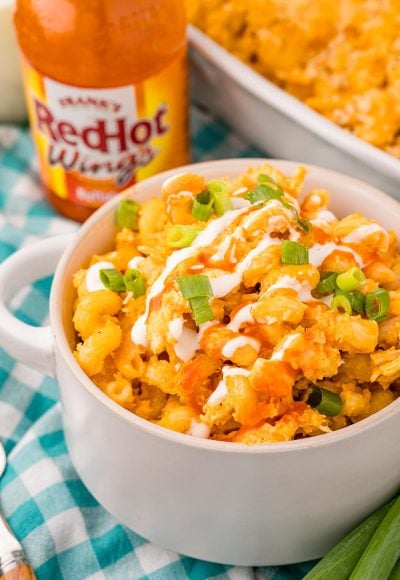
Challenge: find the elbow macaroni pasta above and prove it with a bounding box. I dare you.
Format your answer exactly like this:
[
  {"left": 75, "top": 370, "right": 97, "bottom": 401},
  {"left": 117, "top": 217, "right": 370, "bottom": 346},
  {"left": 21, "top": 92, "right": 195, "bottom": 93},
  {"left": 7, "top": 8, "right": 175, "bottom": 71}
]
[
  {"left": 73, "top": 164, "right": 400, "bottom": 444},
  {"left": 186, "top": 0, "right": 400, "bottom": 159}
]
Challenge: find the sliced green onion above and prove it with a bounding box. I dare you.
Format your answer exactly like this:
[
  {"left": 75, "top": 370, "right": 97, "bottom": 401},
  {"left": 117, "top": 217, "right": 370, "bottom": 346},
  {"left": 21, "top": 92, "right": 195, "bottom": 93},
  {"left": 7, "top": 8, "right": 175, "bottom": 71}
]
[
  {"left": 99, "top": 268, "right": 126, "bottom": 292},
  {"left": 189, "top": 296, "right": 214, "bottom": 325},
  {"left": 365, "top": 288, "right": 390, "bottom": 322},
  {"left": 336, "top": 267, "right": 366, "bottom": 292},
  {"left": 316, "top": 272, "right": 338, "bottom": 295},
  {"left": 389, "top": 558, "right": 400, "bottom": 580},
  {"left": 351, "top": 289, "right": 366, "bottom": 314},
  {"left": 281, "top": 240, "right": 309, "bottom": 265},
  {"left": 331, "top": 293, "right": 353, "bottom": 316},
  {"left": 258, "top": 173, "right": 275, "bottom": 184},
  {"left": 124, "top": 269, "right": 145, "bottom": 297},
  {"left": 244, "top": 184, "right": 283, "bottom": 204},
  {"left": 115, "top": 199, "right": 140, "bottom": 230},
  {"left": 192, "top": 190, "right": 214, "bottom": 221},
  {"left": 350, "top": 495, "right": 400, "bottom": 580},
  {"left": 207, "top": 180, "right": 232, "bottom": 215},
  {"left": 295, "top": 214, "right": 312, "bottom": 234},
  {"left": 281, "top": 200, "right": 312, "bottom": 233},
  {"left": 307, "top": 386, "right": 342, "bottom": 417},
  {"left": 167, "top": 225, "right": 202, "bottom": 248},
  {"left": 303, "top": 500, "right": 395, "bottom": 580},
  {"left": 176, "top": 275, "right": 213, "bottom": 299}
]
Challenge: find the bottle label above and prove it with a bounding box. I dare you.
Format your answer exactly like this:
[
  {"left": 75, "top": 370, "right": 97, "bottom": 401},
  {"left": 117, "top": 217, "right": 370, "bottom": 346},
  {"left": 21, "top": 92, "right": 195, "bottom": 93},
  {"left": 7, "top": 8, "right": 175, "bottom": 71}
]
[{"left": 21, "top": 55, "right": 188, "bottom": 208}]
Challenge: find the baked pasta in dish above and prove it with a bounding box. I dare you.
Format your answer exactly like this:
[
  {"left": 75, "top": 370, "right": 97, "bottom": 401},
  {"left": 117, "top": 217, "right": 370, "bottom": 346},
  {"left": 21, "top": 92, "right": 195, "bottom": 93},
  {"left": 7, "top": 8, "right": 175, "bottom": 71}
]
[
  {"left": 72, "top": 164, "right": 400, "bottom": 444},
  {"left": 187, "top": 0, "right": 400, "bottom": 159}
]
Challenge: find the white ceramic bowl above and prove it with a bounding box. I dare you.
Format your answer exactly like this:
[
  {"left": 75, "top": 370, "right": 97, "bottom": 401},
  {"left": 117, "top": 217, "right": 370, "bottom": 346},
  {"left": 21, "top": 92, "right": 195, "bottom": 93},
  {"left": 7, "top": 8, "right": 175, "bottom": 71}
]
[
  {"left": 1, "top": 159, "right": 400, "bottom": 566},
  {"left": 189, "top": 27, "right": 400, "bottom": 198}
]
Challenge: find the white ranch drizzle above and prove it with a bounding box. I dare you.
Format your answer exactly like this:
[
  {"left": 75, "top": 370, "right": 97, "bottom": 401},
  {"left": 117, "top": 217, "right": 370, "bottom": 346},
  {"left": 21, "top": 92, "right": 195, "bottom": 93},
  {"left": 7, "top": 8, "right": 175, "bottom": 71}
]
[
  {"left": 286, "top": 194, "right": 300, "bottom": 211},
  {"left": 316, "top": 209, "right": 336, "bottom": 222},
  {"left": 131, "top": 206, "right": 254, "bottom": 346},
  {"left": 86, "top": 261, "right": 114, "bottom": 292},
  {"left": 319, "top": 295, "right": 334, "bottom": 307},
  {"left": 210, "top": 273, "right": 242, "bottom": 297},
  {"left": 168, "top": 319, "right": 216, "bottom": 362},
  {"left": 311, "top": 210, "right": 337, "bottom": 231},
  {"left": 227, "top": 304, "right": 254, "bottom": 332},
  {"left": 161, "top": 173, "right": 186, "bottom": 192},
  {"left": 241, "top": 199, "right": 291, "bottom": 230},
  {"left": 127, "top": 256, "right": 145, "bottom": 270},
  {"left": 207, "top": 233, "right": 282, "bottom": 300},
  {"left": 186, "top": 418, "right": 211, "bottom": 439},
  {"left": 267, "top": 275, "right": 314, "bottom": 302},
  {"left": 271, "top": 333, "right": 302, "bottom": 361},
  {"left": 236, "top": 235, "right": 281, "bottom": 275},
  {"left": 174, "top": 326, "right": 200, "bottom": 362},
  {"left": 342, "top": 223, "right": 389, "bottom": 250},
  {"left": 221, "top": 336, "right": 261, "bottom": 358},
  {"left": 232, "top": 187, "right": 248, "bottom": 197},
  {"left": 131, "top": 197, "right": 301, "bottom": 346},
  {"left": 208, "top": 366, "right": 251, "bottom": 406},
  {"left": 194, "top": 206, "right": 250, "bottom": 247},
  {"left": 210, "top": 199, "right": 292, "bottom": 265},
  {"left": 131, "top": 246, "right": 195, "bottom": 346},
  {"left": 308, "top": 242, "right": 364, "bottom": 268},
  {"left": 231, "top": 198, "right": 251, "bottom": 209},
  {"left": 168, "top": 318, "right": 183, "bottom": 341},
  {"left": 210, "top": 231, "right": 241, "bottom": 263}
]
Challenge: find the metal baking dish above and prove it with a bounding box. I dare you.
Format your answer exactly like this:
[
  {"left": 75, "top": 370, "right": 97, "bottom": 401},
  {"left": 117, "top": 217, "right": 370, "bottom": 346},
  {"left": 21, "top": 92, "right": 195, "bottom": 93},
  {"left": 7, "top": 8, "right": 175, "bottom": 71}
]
[{"left": 189, "top": 26, "right": 400, "bottom": 198}]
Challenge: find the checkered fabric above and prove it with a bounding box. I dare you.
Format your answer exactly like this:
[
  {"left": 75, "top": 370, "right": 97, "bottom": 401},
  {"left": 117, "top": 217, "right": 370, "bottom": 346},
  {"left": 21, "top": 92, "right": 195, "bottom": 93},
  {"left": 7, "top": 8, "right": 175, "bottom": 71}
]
[{"left": 0, "top": 106, "right": 315, "bottom": 579}]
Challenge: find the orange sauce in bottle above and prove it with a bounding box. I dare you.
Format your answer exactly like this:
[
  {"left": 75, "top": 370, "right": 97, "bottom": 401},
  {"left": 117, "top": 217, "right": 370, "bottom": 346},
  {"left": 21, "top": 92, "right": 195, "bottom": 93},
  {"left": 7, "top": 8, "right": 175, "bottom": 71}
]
[{"left": 15, "top": 0, "right": 189, "bottom": 222}]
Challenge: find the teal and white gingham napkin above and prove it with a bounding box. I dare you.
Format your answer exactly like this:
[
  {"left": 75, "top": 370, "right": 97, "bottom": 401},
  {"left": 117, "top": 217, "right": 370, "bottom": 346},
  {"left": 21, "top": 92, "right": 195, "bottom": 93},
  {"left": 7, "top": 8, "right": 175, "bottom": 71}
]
[{"left": 0, "top": 107, "right": 315, "bottom": 579}]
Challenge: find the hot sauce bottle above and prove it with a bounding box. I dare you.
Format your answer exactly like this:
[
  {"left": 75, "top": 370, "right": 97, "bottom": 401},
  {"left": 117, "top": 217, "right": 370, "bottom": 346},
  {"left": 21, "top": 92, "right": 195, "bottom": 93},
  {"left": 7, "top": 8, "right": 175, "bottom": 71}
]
[{"left": 15, "top": 0, "right": 189, "bottom": 221}]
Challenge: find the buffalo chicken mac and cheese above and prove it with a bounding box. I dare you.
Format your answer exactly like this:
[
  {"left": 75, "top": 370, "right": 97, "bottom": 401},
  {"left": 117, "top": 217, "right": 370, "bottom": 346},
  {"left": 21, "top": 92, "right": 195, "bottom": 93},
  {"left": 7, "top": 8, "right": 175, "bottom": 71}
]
[{"left": 72, "top": 165, "right": 400, "bottom": 444}]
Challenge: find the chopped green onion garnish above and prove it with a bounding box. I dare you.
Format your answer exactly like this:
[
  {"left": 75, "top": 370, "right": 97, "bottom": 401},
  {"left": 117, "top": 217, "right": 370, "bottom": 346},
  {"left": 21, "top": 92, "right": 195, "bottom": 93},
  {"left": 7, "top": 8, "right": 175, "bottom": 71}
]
[
  {"left": 281, "top": 240, "right": 309, "bottom": 265},
  {"left": 307, "top": 386, "right": 342, "bottom": 417},
  {"left": 316, "top": 272, "right": 338, "bottom": 295},
  {"left": 115, "top": 200, "right": 140, "bottom": 230},
  {"left": 331, "top": 293, "right": 352, "bottom": 315},
  {"left": 350, "top": 289, "right": 366, "bottom": 314},
  {"left": 124, "top": 269, "right": 145, "bottom": 297},
  {"left": 192, "top": 191, "right": 214, "bottom": 221},
  {"left": 176, "top": 275, "right": 214, "bottom": 299},
  {"left": 365, "top": 288, "right": 390, "bottom": 322},
  {"left": 281, "top": 201, "right": 312, "bottom": 233},
  {"left": 99, "top": 268, "right": 126, "bottom": 292},
  {"left": 336, "top": 267, "right": 366, "bottom": 292},
  {"left": 167, "top": 225, "right": 202, "bottom": 248},
  {"left": 189, "top": 296, "right": 214, "bottom": 325},
  {"left": 245, "top": 184, "right": 283, "bottom": 204},
  {"left": 258, "top": 173, "right": 275, "bottom": 184},
  {"left": 207, "top": 180, "right": 232, "bottom": 215}
]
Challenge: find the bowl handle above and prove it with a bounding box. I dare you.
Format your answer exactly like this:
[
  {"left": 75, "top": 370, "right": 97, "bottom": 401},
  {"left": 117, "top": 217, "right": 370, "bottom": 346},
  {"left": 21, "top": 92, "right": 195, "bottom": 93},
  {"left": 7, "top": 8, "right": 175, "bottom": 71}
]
[{"left": 0, "top": 233, "right": 75, "bottom": 378}]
